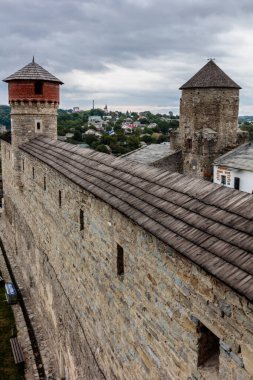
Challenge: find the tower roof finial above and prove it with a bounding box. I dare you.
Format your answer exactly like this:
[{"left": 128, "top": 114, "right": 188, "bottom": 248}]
[{"left": 32, "top": 56, "right": 35, "bottom": 64}]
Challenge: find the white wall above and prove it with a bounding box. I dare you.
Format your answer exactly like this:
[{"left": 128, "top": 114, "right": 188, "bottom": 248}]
[{"left": 213, "top": 165, "right": 253, "bottom": 193}]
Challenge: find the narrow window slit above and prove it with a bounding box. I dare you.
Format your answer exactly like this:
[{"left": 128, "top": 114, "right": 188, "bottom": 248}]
[
  {"left": 117, "top": 244, "right": 124, "bottom": 279},
  {"left": 197, "top": 322, "right": 220, "bottom": 371},
  {"left": 35, "top": 81, "right": 43, "bottom": 95},
  {"left": 80, "top": 209, "right": 84, "bottom": 231},
  {"left": 59, "top": 190, "right": 62, "bottom": 207}
]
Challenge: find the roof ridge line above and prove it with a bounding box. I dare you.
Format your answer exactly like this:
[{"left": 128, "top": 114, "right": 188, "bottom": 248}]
[
  {"left": 23, "top": 138, "right": 253, "bottom": 224},
  {"left": 21, "top": 141, "right": 253, "bottom": 247}
]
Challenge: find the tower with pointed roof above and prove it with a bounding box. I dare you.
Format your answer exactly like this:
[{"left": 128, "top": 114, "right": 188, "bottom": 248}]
[
  {"left": 3, "top": 58, "right": 63, "bottom": 186},
  {"left": 171, "top": 60, "right": 243, "bottom": 179}
]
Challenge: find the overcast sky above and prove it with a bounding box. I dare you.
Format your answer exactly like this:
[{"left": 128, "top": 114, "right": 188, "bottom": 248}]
[{"left": 1, "top": 0, "right": 253, "bottom": 114}]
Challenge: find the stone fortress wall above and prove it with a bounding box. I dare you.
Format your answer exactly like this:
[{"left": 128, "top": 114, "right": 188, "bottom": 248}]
[{"left": 1, "top": 139, "right": 253, "bottom": 380}]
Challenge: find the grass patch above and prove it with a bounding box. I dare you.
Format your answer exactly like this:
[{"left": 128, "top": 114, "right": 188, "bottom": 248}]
[{"left": 0, "top": 285, "right": 25, "bottom": 380}]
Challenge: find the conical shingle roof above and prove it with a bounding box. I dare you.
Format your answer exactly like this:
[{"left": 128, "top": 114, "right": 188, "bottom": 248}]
[
  {"left": 180, "top": 60, "right": 241, "bottom": 90},
  {"left": 3, "top": 58, "right": 63, "bottom": 84}
]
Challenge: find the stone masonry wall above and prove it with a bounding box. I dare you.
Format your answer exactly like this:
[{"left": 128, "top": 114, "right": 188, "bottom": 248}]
[
  {"left": 152, "top": 151, "right": 183, "bottom": 173},
  {"left": 178, "top": 88, "right": 239, "bottom": 149},
  {"left": 1, "top": 141, "right": 253, "bottom": 380},
  {"left": 10, "top": 101, "right": 58, "bottom": 189},
  {"left": 177, "top": 88, "right": 240, "bottom": 178},
  {"left": 11, "top": 102, "right": 58, "bottom": 148}
]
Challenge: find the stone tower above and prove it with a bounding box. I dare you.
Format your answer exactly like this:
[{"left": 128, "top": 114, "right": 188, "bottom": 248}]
[
  {"left": 3, "top": 58, "right": 63, "bottom": 186},
  {"left": 170, "top": 60, "right": 242, "bottom": 179}
]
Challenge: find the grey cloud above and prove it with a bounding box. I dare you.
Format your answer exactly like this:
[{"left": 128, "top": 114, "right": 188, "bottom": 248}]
[{"left": 0, "top": 0, "right": 253, "bottom": 112}]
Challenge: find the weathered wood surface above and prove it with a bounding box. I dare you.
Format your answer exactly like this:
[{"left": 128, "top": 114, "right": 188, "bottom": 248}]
[
  {"left": 21, "top": 137, "right": 253, "bottom": 300},
  {"left": 10, "top": 337, "right": 24, "bottom": 364}
]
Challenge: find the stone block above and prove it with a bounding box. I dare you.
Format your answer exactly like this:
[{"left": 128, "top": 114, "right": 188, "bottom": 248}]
[
  {"left": 220, "top": 340, "right": 231, "bottom": 353},
  {"left": 230, "top": 352, "right": 244, "bottom": 368},
  {"left": 241, "top": 344, "right": 253, "bottom": 376}
]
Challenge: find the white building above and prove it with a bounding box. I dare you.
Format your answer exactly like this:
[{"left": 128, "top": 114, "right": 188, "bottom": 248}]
[
  {"left": 88, "top": 116, "right": 104, "bottom": 130},
  {"left": 213, "top": 142, "right": 253, "bottom": 194},
  {"left": 65, "top": 132, "right": 74, "bottom": 139},
  {"left": 83, "top": 129, "right": 102, "bottom": 137}
]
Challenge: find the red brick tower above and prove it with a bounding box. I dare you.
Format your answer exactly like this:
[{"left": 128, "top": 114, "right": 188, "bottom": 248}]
[
  {"left": 4, "top": 57, "right": 63, "bottom": 143},
  {"left": 3, "top": 58, "right": 63, "bottom": 185}
]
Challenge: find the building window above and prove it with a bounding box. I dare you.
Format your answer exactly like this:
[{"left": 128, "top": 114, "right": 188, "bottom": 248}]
[
  {"left": 197, "top": 322, "right": 219, "bottom": 371},
  {"left": 117, "top": 244, "right": 124, "bottom": 279},
  {"left": 35, "top": 81, "right": 43, "bottom": 95},
  {"left": 35, "top": 120, "right": 43, "bottom": 132},
  {"left": 234, "top": 177, "right": 240, "bottom": 190},
  {"left": 59, "top": 190, "right": 62, "bottom": 207},
  {"left": 221, "top": 175, "right": 226, "bottom": 185},
  {"left": 80, "top": 209, "right": 84, "bottom": 231},
  {"left": 44, "top": 176, "right": 46, "bottom": 191},
  {"left": 32, "top": 167, "right": 35, "bottom": 179}
]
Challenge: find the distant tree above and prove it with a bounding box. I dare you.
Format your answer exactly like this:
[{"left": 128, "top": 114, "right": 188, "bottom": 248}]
[
  {"left": 157, "top": 134, "right": 168, "bottom": 143},
  {"left": 100, "top": 135, "right": 117, "bottom": 145},
  {"left": 90, "top": 108, "right": 104, "bottom": 117},
  {"left": 57, "top": 130, "right": 66, "bottom": 136},
  {"left": 116, "top": 131, "right": 127, "bottom": 142},
  {"left": 141, "top": 135, "right": 153, "bottom": 144},
  {"left": 127, "top": 136, "right": 140, "bottom": 150},
  {"left": 96, "top": 144, "right": 110, "bottom": 154},
  {"left": 240, "top": 123, "right": 253, "bottom": 140},
  {"left": 114, "top": 115, "right": 125, "bottom": 131},
  {"left": 110, "top": 144, "right": 127, "bottom": 154},
  {"left": 131, "top": 112, "right": 138, "bottom": 121},
  {"left": 83, "top": 134, "right": 99, "bottom": 145},
  {"left": 151, "top": 126, "right": 160, "bottom": 133},
  {"left": 139, "top": 118, "right": 148, "bottom": 124},
  {"left": 169, "top": 119, "right": 179, "bottom": 128},
  {"left": 157, "top": 120, "right": 170, "bottom": 134},
  {"left": 143, "top": 127, "right": 153, "bottom": 135},
  {"left": 73, "top": 130, "right": 83, "bottom": 141},
  {"left": 0, "top": 105, "right": 11, "bottom": 128}
]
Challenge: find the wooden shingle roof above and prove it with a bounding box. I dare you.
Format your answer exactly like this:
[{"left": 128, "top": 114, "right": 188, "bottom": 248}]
[
  {"left": 180, "top": 60, "right": 241, "bottom": 90},
  {"left": 20, "top": 137, "right": 253, "bottom": 301},
  {"left": 3, "top": 59, "right": 63, "bottom": 84}
]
